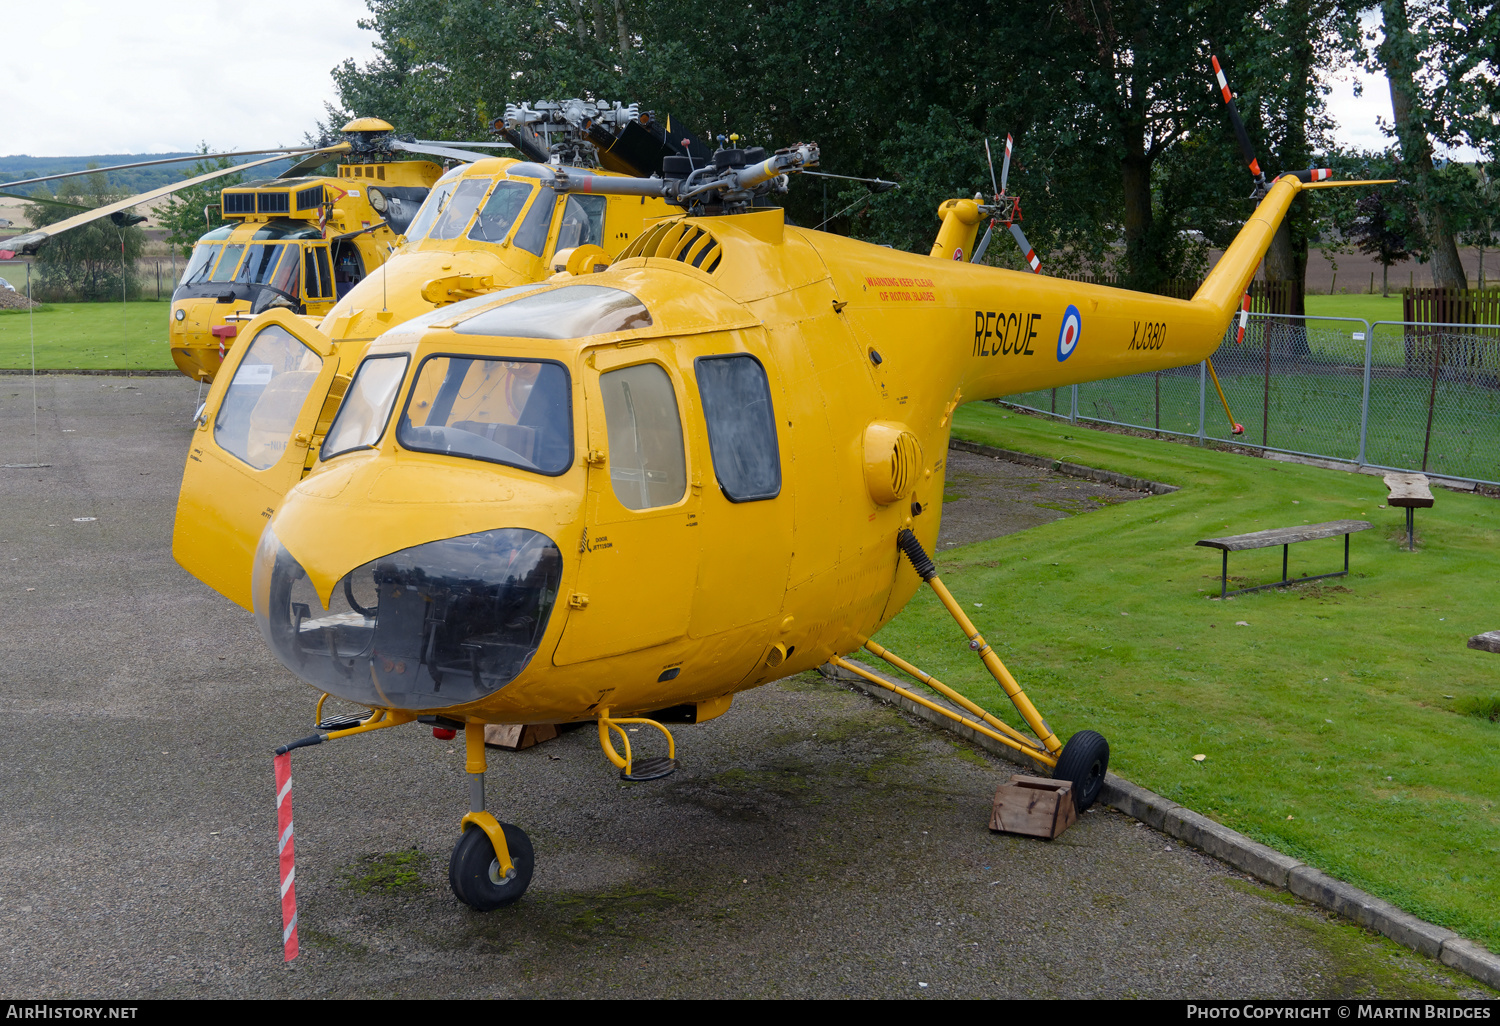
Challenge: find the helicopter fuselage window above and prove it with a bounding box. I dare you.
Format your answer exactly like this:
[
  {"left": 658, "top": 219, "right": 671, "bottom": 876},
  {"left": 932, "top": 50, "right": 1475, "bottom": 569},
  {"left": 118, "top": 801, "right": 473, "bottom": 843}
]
[
  {"left": 209, "top": 243, "right": 245, "bottom": 283},
  {"left": 467, "top": 181, "right": 533, "bottom": 243},
  {"left": 425, "top": 179, "right": 490, "bottom": 241},
  {"left": 554, "top": 194, "right": 606, "bottom": 251},
  {"left": 180, "top": 243, "right": 221, "bottom": 286},
  {"left": 694, "top": 354, "right": 781, "bottom": 502},
  {"left": 400, "top": 179, "right": 456, "bottom": 242},
  {"left": 454, "top": 285, "right": 651, "bottom": 340},
  {"left": 213, "top": 324, "right": 324, "bottom": 471},
  {"left": 511, "top": 191, "right": 557, "bottom": 256},
  {"left": 321, "top": 354, "right": 410, "bottom": 460},
  {"left": 397, "top": 355, "right": 572, "bottom": 476},
  {"left": 599, "top": 362, "right": 687, "bottom": 511}
]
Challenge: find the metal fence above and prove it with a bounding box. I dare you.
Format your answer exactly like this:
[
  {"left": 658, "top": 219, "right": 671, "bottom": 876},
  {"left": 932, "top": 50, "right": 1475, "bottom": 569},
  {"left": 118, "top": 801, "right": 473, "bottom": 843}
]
[{"left": 999, "top": 313, "right": 1500, "bottom": 487}]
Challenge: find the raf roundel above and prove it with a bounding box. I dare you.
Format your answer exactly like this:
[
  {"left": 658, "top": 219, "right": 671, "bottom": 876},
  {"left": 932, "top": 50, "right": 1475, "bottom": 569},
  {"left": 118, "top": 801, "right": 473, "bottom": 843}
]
[{"left": 1057, "top": 304, "right": 1082, "bottom": 362}]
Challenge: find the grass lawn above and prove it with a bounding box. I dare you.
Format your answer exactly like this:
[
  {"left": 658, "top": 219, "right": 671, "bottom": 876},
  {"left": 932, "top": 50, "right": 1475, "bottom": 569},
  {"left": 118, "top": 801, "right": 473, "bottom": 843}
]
[
  {"left": 1305, "top": 294, "right": 1407, "bottom": 328},
  {"left": 0, "top": 301, "right": 178, "bottom": 370},
  {"left": 875, "top": 401, "right": 1500, "bottom": 950}
]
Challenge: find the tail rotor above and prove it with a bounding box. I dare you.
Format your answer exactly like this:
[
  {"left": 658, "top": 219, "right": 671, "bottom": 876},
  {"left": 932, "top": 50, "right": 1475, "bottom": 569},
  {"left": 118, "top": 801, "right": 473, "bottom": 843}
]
[{"left": 972, "top": 133, "right": 1040, "bottom": 273}]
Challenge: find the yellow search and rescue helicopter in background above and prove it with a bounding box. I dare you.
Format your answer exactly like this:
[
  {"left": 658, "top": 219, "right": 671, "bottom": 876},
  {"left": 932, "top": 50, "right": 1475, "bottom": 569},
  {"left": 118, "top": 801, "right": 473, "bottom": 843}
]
[
  {"left": 170, "top": 65, "right": 1385, "bottom": 915},
  {"left": 0, "top": 101, "right": 708, "bottom": 381}
]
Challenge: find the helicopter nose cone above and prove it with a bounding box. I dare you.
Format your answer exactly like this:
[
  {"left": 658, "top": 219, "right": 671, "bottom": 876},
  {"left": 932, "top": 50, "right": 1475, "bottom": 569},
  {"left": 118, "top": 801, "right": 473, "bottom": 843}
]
[{"left": 252, "top": 523, "right": 563, "bottom": 710}]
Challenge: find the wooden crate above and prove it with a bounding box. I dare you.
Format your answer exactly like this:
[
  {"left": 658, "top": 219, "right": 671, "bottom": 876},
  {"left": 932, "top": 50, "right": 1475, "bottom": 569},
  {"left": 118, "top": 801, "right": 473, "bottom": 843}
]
[
  {"left": 989, "top": 774, "right": 1078, "bottom": 839},
  {"left": 484, "top": 723, "right": 560, "bottom": 751}
]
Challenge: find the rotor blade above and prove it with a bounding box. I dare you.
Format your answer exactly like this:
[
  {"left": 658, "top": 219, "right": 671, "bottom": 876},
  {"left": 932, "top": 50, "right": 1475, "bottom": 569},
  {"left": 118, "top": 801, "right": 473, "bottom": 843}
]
[
  {"left": 1000, "top": 134, "right": 1014, "bottom": 194},
  {"left": 1009, "top": 223, "right": 1040, "bottom": 273},
  {"left": 0, "top": 190, "right": 91, "bottom": 211},
  {"left": 277, "top": 142, "right": 352, "bottom": 179},
  {"left": 388, "top": 139, "right": 496, "bottom": 163},
  {"left": 414, "top": 140, "right": 515, "bottom": 149},
  {"left": 972, "top": 223, "right": 994, "bottom": 263},
  {"left": 0, "top": 150, "right": 310, "bottom": 258},
  {"left": 1210, "top": 55, "right": 1263, "bottom": 183},
  {"left": 984, "top": 139, "right": 1000, "bottom": 200},
  {"left": 2, "top": 146, "right": 342, "bottom": 190}
]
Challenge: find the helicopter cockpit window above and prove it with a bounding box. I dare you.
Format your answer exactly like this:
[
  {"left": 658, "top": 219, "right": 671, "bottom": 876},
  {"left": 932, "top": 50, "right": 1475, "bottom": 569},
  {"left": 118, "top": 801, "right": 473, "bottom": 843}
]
[
  {"left": 213, "top": 324, "right": 324, "bottom": 471},
  {"left": 694, "top": 354, "right": 781, "bottom": 502},
  {"left": 321, "top": 354, "right": 410, "bottom": 460},
  {"left": 555, "top": 195, "right": 606, "bottom": 251},
  {"left": 401, "top": 179, "right": 456, "bottom": 242},
  {"left": 209, "top": 243, "right": 245, "bottom": 283},
  {"left": 425, "top": 179, "right": 491, "bottom": 241},
  {"left": 599, "top": 363, "right": 687, "bottom": 511},
  {"left": 454, "top": 285, "right": 651, "bottom": 340},
  {"left": 180, "top": 243, "right": 221, "bottom": 286},
  {"left": 468, "top": 181, "right": 532, "bottom": 243},
  {"left": 234, "top": 244, "right": 287, "bottom": 286},
  {"left": 397, "top": 356, "right": 572, "bottom": 475},
  {"left": 511, "top": 191, "right": 557, "bottom": 255}
]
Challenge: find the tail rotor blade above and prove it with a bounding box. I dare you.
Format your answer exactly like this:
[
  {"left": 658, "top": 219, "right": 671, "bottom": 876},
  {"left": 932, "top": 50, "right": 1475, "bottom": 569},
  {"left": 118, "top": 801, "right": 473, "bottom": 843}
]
[
  {"left": 1009, "top": 223, "right": 1040, "bottom": 273},
  {"left": 972, "top": 224, "right": 994, "bottom": 263},
  {"left": 1210, "top": 55, "right": 1266, "bottom": 191},
  {"left": 984, "top": 138, "right": 1000, "bottom": 200},
  {"left": 1000, "top": 134, "right": 1014, "bottom": 195}
]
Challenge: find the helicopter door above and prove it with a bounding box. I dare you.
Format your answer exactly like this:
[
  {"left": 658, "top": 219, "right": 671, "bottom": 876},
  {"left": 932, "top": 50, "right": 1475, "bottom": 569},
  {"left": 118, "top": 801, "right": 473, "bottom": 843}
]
[
  {"left": 553, "top": 348, "right": 702, "bottom": 666},
  {"left": 302, "top": 244, "right": 335, "bottom": 312},
  {"left": 173, "top": 311, "right": 339, "bottom": 611}
]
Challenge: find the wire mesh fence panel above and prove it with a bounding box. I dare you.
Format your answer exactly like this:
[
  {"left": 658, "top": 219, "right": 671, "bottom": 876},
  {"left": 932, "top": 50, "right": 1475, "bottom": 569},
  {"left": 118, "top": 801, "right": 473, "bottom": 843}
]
[
  {"left": 1001, "top": 384, "right": 1073, "bottom": 419},
  {"left": 995, "top": 313, "right": 1500, "bottom": 484},
  {"left": 1203, "top": 316, "right": 1368, "bottom": 460},
  {"left": 1077, "top": 364, "right": 1203, "bottom": 436},
  {"left": 1366, "top": 322, "right": 1500, "bottom": 482}
]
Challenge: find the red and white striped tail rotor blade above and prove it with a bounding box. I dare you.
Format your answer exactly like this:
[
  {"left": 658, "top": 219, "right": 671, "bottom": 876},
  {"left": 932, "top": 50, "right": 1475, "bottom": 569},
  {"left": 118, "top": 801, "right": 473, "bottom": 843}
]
[
  {"left": 1009, "top": 223, "right": 1041, "bottom": 273},
  {"left": 1000, "top": 134, "right": 1014, "bottom": 194},
  {"left": 1210, "top": 55, "right": 1263, "bottom": 180},
  {"left": 1235, "top": 291, "right": 1252, "bottom": 344}
]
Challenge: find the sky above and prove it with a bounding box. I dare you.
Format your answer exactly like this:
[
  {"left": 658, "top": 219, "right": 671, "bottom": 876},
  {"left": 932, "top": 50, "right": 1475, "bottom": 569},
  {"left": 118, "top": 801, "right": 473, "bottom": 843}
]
[
  {"left": 0, "top": 0, "right": 379, "bottom": 156},
  {"left": 0, "top": 2, "right": 1473, "bottom": 163}
]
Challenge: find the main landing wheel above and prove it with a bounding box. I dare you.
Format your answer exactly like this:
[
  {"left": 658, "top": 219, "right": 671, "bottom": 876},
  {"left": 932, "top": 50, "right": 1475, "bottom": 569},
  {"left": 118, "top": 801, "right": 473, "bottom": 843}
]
[
  {"left": 449, "top": 822, "right": 534, "bottom": 911},
  {"left": 1054, "top": 730, "right": 1110, "bottom": 813}
]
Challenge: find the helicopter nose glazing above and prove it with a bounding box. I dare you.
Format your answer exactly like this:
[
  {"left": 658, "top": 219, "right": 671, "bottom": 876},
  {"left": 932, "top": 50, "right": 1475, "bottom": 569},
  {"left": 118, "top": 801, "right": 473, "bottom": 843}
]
[{"left": 253, "top": 524, "right": 563, "bottom": 710}]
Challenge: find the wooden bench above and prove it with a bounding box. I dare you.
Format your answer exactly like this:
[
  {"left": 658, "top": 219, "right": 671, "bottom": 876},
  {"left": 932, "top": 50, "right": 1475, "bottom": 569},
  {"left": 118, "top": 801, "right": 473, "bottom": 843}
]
[
  {"left": 1196, "top": 520, "right": 1373, "bottom": 599},
  {"left": 1384, "top": 472, "right": 1434, "bottom": 552}
]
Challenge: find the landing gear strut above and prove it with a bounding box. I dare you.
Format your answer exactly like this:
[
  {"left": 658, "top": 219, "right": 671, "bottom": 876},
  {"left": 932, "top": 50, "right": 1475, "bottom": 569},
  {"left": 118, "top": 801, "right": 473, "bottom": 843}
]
[
  {"left": 449, "top": 722, "right": 534, "bottom": 910},
  {"left": 833, "top": 528, "right": 1112, "bottom": 813}
]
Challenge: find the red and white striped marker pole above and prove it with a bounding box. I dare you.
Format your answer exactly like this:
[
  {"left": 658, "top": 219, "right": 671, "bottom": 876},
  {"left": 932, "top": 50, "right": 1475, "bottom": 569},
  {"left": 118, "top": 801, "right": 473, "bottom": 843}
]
[
  {"left": 1235, "top": 291, "right": 1252, "bottom": 344},
  {"left": 274, "top": 752, "right": 300, "bottom": 962}
]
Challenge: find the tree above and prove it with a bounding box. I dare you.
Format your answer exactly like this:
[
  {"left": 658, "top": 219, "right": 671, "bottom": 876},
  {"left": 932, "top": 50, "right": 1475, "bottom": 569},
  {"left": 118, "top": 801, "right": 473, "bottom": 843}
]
[
  {"left": 156, "top": 146, "right": 246, "bottom": 258},
  {"left": 24, "top": 168, "right": 145, "bottom": 302},
  {"left": 1225, "top": 0, "right": 1364, "bottom": 313},
  {"left": 1349, "top": 188, "right": 1412, "bottom": 296},
  {"left": 322, "top": 0, "right": 1374, "bottom": 293},
  {"left": 1375, "top": 0, "right": 1470, "bottom": 287},
  {"left": 1456, "top": 164, "right": 1496, "bottom": 288}
]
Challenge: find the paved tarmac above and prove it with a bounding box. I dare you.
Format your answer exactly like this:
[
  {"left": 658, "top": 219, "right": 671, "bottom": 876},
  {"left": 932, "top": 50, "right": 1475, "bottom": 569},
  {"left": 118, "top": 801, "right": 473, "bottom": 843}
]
[{"left": 0, "top": 376, "right": 1486, "bottom": 998}]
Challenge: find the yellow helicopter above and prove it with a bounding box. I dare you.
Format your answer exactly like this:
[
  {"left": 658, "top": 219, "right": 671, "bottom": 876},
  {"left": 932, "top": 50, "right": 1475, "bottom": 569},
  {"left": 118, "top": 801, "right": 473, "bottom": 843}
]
[
  {"left": 0, "top": 124, "right": 483, "bottom": 378},
  {"left": 301, "top": 101, "right": 709, "bottom": 369},
  {"left": 171, "top": 70, "right": 1385, "bottom": 917}
]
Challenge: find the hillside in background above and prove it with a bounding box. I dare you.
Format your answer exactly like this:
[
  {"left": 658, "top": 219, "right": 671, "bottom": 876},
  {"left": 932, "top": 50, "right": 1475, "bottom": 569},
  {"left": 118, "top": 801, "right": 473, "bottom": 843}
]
[{"left": 0, "top": 153, "right": 295, "bottom": 194}]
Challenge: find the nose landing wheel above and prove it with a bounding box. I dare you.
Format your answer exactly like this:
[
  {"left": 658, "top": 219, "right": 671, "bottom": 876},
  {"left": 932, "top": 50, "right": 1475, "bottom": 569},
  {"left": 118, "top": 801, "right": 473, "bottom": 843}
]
[{"left": 449, "top": 820, "right": 534, "bottom": 911}]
